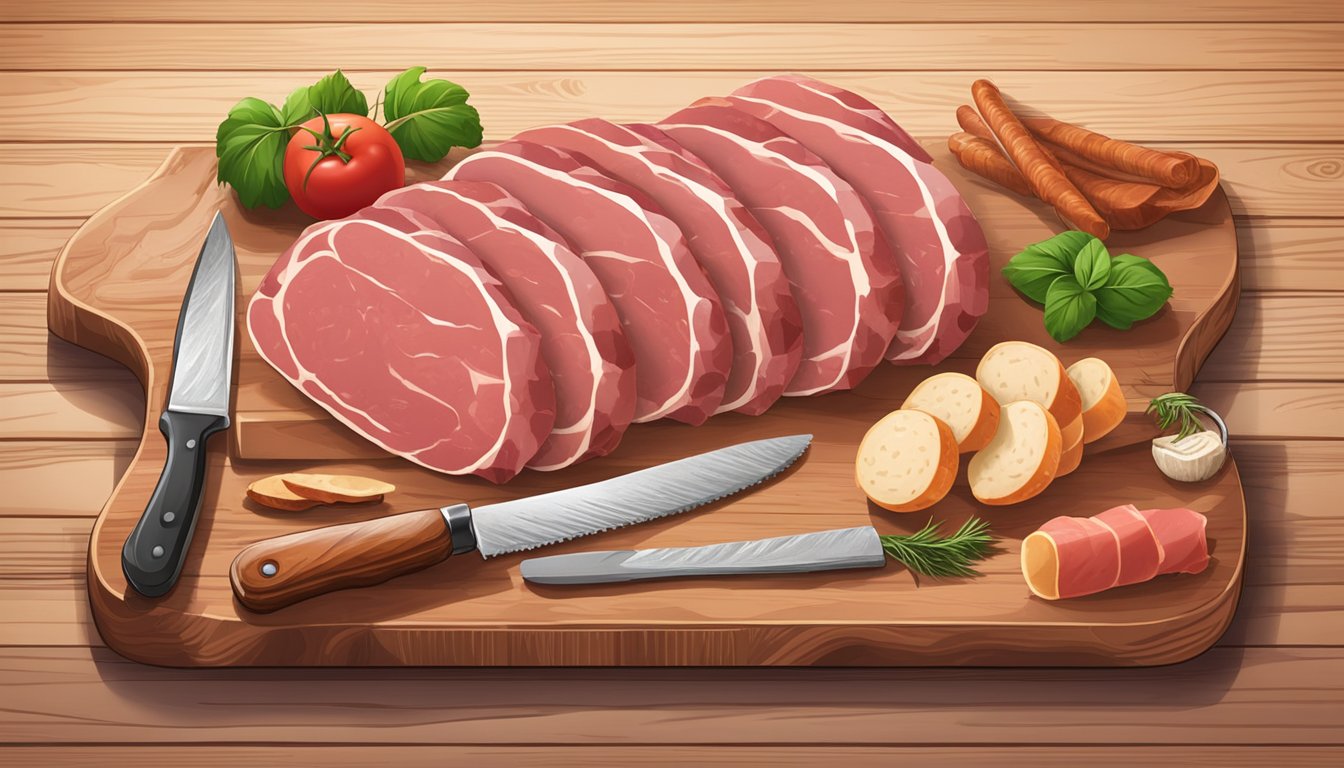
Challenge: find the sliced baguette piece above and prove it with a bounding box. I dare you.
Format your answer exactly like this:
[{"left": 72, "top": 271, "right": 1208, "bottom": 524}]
[
  {"left": 900, "top": 372, "right": 1001, "bottom": 453},
  {"left": 247, "top": 476, "right": 321, "bottom": 512},
  {"left": 1056, "top": 415, "right": 1085, "bottom": 477},
  {"left": 976, "top": 341, "right": 1082, "bottom": 429},
  {"left": 856, "top": 410, "right": 959, "bottom": 512},
  {"left": 968, "top": 400, "right": 1062, "bottom": 505},
  {"left": 1066, "top": 357, "right": 1126, "bottom": 444},
  {"left": 280, "top": 473, "right": 395, "bottom": 504}
]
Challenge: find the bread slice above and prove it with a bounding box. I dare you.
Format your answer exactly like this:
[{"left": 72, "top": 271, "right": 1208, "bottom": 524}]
[
  {"left": 1056, "top": 415, "right": 1085, "bottom": 477},
  {"left": 246, "top": 476, "right": 320, "bottom": 512},
  {"left": 968, "top": 400, "right": 1063, "bottom": 505},
  {"left": 856, "top": 410, "right": 958, "bottom": 512},
  {"left": 1066, "top": 357, "right": 1126, "bottom": 444},
  {"left": 976, "top": 341, "right": 1082, "bottom": 428},
  {"left": 900, "top": 372, "right": 1001, "bottom": 453}
]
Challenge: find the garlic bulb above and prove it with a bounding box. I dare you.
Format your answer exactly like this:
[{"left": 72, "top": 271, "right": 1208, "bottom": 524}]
[{"left": 1152, "top": 430, "right": 1227, "bottom": 482}]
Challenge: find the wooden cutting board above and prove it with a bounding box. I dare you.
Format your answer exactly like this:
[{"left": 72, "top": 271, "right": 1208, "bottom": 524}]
[{"left": 50, "top": 143, "right": 1244, "bottom": 667}]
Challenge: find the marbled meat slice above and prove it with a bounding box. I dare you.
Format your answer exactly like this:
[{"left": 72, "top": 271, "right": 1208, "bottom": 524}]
[
  {"left": 514, "top": 118, "right": 802, "bottom": 415},
  {"left": 727, "top": 74, "right": 989, "bottom": 365},
  {"left": 447, "top": 140, "right": 731, "bottom": 424},
  {"left": 375, "top": 180, "right": 636, "bottom": 470},
  {"left": 247, "top": 216, "right": 553, "bottom": 483},
  {"left": 645, "top": 102, "right": 898, "bottom": 395}
]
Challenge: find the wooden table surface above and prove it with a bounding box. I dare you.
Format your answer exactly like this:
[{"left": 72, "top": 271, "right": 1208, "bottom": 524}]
[{"left": 1, "top": 0, "right": 1340, "bottom": 764}]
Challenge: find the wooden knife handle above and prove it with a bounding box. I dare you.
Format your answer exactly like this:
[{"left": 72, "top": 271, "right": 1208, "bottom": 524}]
[{"left": 230, "top": 507, "right": 455, "bottom": 613}]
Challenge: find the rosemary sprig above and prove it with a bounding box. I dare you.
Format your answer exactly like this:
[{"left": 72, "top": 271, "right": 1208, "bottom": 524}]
[
  {"left": 1147, "top": 392, "right": 1206, "bottom": 442},
  {"left": 879, "top": 517, "right": 994, "bottom": 578}
]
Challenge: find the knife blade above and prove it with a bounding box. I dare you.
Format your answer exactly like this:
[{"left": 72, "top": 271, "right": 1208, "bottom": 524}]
[
  {"left": 229, "top": 434, "right": 811, "bottom": 612},
  {"left": 520, "top": 526, "right": 886, "bottom": 585},
  {"left": 122, "top": 212, "right": 236, "bottom": 597}
]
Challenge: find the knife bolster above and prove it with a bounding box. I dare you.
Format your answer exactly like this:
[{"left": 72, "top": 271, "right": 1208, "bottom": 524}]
[{"left": 441, "top": 504, "right": 477, "bottom": 555}]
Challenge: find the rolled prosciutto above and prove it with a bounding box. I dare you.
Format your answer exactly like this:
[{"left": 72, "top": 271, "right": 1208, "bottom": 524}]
[{"left": 1022, "top": 505, "right": 1208, "bottom": 600}]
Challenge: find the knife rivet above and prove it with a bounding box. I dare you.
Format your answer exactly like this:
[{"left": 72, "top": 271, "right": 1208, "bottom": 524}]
[
  {"left": 260, "top": 562, "right": 278, "bottom": 578},
  {"left": 186, "top": 439, "right": 197, "bottom": 450},
  {"left": 151, "top": 545, "right": 165, "bottom": 558},
  {"left": 162, "top": 511, "right": 176, "bottom": 524}
]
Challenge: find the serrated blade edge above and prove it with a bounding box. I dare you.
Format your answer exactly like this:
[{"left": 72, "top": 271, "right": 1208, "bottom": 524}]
[{"left": 472, "top": 434, "right": 812, "bottom": 557}]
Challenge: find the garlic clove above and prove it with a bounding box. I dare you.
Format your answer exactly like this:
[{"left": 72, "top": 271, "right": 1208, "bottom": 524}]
[{"left": 1152, "top": 430, "right": 1227, "bottom": 483}]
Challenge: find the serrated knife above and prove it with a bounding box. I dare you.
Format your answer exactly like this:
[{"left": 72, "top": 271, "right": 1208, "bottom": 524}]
[
  {"left": 122, "top": 212, "right": 236, "bottom": 597},
  {"left": 229, "top": 434, "right": 812, "bottom": 612},
  {"left": 521, "top": 526, "right": 886, "bottom": 585}
]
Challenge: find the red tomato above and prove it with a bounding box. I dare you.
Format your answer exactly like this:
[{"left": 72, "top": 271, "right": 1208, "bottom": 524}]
[{"left": 284, "top": 113, "right": 405, "bottom": 220}]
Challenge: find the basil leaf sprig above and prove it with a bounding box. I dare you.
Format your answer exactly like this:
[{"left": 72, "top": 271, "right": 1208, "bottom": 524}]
[
  {"left": 215, "top": 68, "right": 482, "bottom": 209},
  {"left": 879, "top": 517, "right": 995, "bottom": 578},
  {"left": 1002, "top": 231, "right": 1173, "bottom": 342},
  {"left": 383, "top": 67, "right": 484, "bottom": 162}
]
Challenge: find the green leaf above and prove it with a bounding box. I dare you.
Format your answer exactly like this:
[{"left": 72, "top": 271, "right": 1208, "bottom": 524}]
[
  {"left": 382, "top": 67, "right": 483, "bottom": 162},
  {"left": 1094, "top": 254, "right": 1174, "bottom": 330},
  {"left": 1072, "top": 237, "right": 1111, "bottom": 291},
  {"left": 215, "top": 97, "right": 290, "bottom": 209},
  {"left": 281, "top": 70, "right": 369, "bottom": 127},
  {"left": 1002, "top": 230, "right": 1096, "bottom": 304},
  {"left": 1043, "top": 274, "right": 1097, "bottom": 342}
]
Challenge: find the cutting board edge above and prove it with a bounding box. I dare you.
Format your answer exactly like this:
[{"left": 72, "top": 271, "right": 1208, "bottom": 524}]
[
  {"left": 84, "top": 542, "right": 1244, "bottom": 668},
  {"left": 55, "top": 145, "right": 1247, "bottom": 668}
]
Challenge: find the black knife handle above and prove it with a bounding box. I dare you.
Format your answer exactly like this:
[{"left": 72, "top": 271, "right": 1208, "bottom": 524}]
[{"left": 122, "top": 410, "right": 228, "bottom": 597}]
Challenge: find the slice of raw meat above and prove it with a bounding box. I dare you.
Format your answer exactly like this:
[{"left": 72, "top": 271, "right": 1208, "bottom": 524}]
[
  {"left": 646, "top": 102, "right": 900, "bottom": 395},
  {"left": 726, "top": 74, "right": 989, "bottom": 365},
  {"left": 514, "top": 118, "right": 802, "bottom": 416},
  {"left": 447, "top": 140, "right": 731, "bottom": 424},
  {"left": 375, "top": 180, "right": 636, "bottom": 470},
  {"left": 248, "top": 216, "right": 554, "bottom": 483}
]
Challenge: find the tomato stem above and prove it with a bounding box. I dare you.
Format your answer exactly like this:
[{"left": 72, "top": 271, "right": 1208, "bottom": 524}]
[{"left": 300, "top": 112, "right": 363, "bottom": 191}]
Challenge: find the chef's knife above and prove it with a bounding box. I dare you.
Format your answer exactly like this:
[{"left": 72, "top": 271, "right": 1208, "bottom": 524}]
[
  {"left": 122, "top": 212, "right": 236, "bottom": 597},
  {"left": 521, "top": 526, "right": 886, "bottom": 585},
  {"left": 230, "top": 434, "right": 812, "bottom": 612}
]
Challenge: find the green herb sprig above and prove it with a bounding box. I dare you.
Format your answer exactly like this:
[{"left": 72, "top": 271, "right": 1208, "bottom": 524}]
[
  {"left": 1147, "top": 392, "right": 1207, "bottom": 443},
  {"left": 879, "top": 517, "right": 994, "bottom": 578},
  {"left": 1002, "top": 231, "right": 1173, "bottom": 342}
]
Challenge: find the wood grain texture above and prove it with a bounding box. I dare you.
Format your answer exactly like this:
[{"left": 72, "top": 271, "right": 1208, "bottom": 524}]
[
  {"left": 46, "top": 146, "right": 1245, "bottom": 667},
  {"left": 4, "top": 23, "right": 1340, "bottom": 71},
  {"left": 5, "top": 142, "right": 1338, "bottom": 220},
  {"left": 5, "top": 71, "right": 1341, "bottom": 142},
  {"left": 0, "top": 294, "right": 140, "bottom": 383},
  {"left": 0, "top": 441, "right": 135, "bottom": 518},
  {"left": 3, "top": 747, "right": 1342, "bottom": 768},
  {"left": 0, "top": 220, "right": 82, "bottom": 291},
  {"left": 4, "top": 647, "right": 1344, "bottom": 744},
  {"left": 7, "top": 0, "right": 1339, "bottom": 22},
  {"left": 1191, "top": 383, "right": 1344, "bottom": 439},
  {"left": 0, "top": 381, "right": 142, "bottom": 439},
  {"left": 1236, "top": 221, "right": 1343, "bottom": 292}
]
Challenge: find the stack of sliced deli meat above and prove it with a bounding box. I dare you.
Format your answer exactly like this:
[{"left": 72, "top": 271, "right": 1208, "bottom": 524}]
[{"left": 248, "top": 74, "right": 990, "bottom": 482}]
